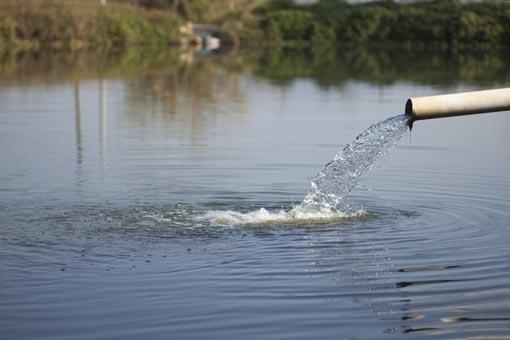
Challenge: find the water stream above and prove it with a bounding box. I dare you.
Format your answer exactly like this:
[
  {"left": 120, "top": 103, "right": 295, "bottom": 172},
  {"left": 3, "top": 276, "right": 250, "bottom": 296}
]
[
  {"left": 301, "top": 114, "right": 410, "bottom": 211},
  {"left": 203, "top": 115, "right": 410, "bottom": 225}
]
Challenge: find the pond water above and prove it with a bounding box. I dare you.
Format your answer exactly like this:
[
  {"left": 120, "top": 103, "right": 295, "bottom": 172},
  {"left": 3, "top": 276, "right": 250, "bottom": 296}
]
[{"left": 1, "top": 48, "right": 510, "bottom": 339}]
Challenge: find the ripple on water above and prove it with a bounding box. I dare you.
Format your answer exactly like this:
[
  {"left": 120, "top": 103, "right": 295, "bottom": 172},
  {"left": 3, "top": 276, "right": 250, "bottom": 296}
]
[
  {"left": 1, "top": 115, "right": 509, "bottom": 338},
  {"left": 1, "top": 177, "right": 509, "bottom": 339}
]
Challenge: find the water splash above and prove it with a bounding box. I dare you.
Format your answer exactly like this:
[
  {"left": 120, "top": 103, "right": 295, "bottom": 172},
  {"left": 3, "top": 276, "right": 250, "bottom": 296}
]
[
  {"left": 199, "top": 114, "right": 410, "bottom": 225},
  {"left": 301, "top": 114, "right": 410, "bottom": 212},
  {"left": 198, "top": 207, "right": 366, "bottom": 226}
]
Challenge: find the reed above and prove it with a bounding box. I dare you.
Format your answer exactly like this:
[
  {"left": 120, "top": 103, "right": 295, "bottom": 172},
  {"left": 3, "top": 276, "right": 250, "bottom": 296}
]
[{"left": 0, "top": 0, "right": 182, "bottom": 51}]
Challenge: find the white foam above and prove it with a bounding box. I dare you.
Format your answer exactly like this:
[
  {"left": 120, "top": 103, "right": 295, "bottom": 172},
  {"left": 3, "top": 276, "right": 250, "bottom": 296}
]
[{"left": 197, "top": 206, "right": 366, "bottom": 226}]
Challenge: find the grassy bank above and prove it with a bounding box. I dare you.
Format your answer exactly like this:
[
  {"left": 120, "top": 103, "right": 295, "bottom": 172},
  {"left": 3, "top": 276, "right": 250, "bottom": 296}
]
[
  {"left": 246, "top": 0, "right": 510, "bottom": 49},
  {"left": 1, "top": 0, "right": 510, "bottom": 53},
  {"left": 0, "top": 0, "right": 183, "bottom": 53}
]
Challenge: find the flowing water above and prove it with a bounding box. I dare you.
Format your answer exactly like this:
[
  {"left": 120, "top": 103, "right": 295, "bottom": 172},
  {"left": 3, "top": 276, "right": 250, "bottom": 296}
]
[
  {"left": 1, "top": 49, "right": 510, "bottom": 339},
  {"left": 201, "top": 114, "right": 410, "bottom": 224},
  {"left": 301, "top": 114, "right": 410, "bottom": 212}
]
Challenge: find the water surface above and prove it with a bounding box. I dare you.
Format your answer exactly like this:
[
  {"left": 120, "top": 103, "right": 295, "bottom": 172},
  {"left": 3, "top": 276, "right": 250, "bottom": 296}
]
[{"left": 1, "top": 48, "right": 510, "bottom": 339}]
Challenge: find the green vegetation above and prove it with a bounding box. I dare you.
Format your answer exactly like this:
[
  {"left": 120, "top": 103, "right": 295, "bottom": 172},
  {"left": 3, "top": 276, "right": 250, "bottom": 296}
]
[
  {"left": 1, "top": 0, "right": 509, "bottom": 53},
  {"left": 0, "top": 0, "right": 262, "bottom": 52},
  {"left": 253, "top": 0, "right": 510, "bottom": 49},
  {"left": 137, "top": 0, "right": 263, "bottom": 23},
  {"left": 0, "top": 17, "right": 20, "bottom": 54},
  {"left": 0, "top": 0, "right": 182, "bottom": 52}
]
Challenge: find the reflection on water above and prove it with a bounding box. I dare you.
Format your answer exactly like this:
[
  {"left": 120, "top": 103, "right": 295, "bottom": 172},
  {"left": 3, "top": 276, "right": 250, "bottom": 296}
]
[
  {"left": 99, "top": 78, "right": 107, "bottom": 174},
  {"left": 123, "top": 57, "right": 247, "bottom": 141},
  {"left": 0, "top": 47, "right": 509, "bottom": 339},
  {"left": 74, "top": 81, "right": 83, "bottom": 169},
  {"left": 251, "top": 47, "right": 510, "bottom": 87},
  {"left": 2, "top": 46, "right": 510, "bottom": 85}
]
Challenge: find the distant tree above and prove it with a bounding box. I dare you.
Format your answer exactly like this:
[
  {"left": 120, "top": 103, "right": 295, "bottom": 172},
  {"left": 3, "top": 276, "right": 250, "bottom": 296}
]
[{"left": 138, "top": 0, "right": 265, "bottom": 22}]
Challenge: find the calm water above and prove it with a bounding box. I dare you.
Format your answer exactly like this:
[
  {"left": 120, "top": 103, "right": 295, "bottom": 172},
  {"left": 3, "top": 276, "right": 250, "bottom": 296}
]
[{"left": 1, "top": 49, "right": 510, "bottom": 339}]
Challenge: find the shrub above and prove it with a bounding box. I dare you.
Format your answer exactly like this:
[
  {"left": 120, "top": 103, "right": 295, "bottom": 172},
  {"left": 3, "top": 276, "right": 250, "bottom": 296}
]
[
  {"left": 0, "top": 17, "right": 19, "bottom": 49},
  {"left": 255, "top": 0, "right": 510, "bottom": 48},
  {"left": 390, "top": 7, "right": 451, "bottom": 43},
  {"left": 311, "top": 22, "right": 336, "bottom": 48},
  {"left": 264, "top": 10, "right": 313, "bottom": 41},
  {"left": 266, "top": 19, "right": 283, "bottom": 45},
  {"left": 0, "top": 0, "right": 180, "bottom": 51},
  {"left": 457, "top": 11, "right": 504, "bottom": 44},
  {"left": 254, "top": 0, "right": 296, "bottom": 15},
  {"left": 340, "top": 6, "right": 396, "bottom": 42},
  {"left": 94, "top": 12, "right": 167, "bottom": 48}
]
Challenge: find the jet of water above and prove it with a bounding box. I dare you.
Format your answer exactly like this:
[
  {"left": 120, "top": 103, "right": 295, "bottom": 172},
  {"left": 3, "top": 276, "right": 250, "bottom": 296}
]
[
  {"left": 300, "top": 114, "right": 410, "bottom": 212},
  {"left": 200, "top": 114, "right": 410, "bottom": 225}
]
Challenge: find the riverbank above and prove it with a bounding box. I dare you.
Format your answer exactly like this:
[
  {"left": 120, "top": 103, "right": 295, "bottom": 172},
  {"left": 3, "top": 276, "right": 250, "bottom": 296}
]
[
  {"left": 1, "top": 0, "right": 510, "bottom": 53},
  {"left": 248, "top": 0, "right": 510, "bottom": 49},
  {"left": 0, "top": 0, "right": 183, "bottom": 53}
]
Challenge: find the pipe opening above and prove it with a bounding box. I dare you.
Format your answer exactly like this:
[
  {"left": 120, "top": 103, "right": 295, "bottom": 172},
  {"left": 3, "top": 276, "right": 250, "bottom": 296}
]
[{"left": 405, "top": 98, "right": 413, "bottom": 115}]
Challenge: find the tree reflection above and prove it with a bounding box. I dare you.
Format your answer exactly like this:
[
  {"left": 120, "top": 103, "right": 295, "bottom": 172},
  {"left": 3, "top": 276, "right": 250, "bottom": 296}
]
[
  {"left": 1, "top": 46, "right": 510, "bottom": 97},
  {"left": 248, "top": 46, "right": 510, "bottom": 88},
  {"left": 1, "top": 46, "right": 509, "bottom": 139}
]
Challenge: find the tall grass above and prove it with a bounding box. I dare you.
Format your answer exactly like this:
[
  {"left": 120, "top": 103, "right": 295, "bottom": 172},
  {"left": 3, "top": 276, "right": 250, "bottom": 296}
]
[
  {"left": 2, "top": 0, "right": 509, "bottom": 52},
  {"left": 0, "top": 0, "right": 182, "bottom": 51}
]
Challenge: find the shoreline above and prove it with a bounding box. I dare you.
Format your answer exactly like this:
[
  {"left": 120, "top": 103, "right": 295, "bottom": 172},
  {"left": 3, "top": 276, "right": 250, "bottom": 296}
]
[{"left": 1, "top": 0, "right": 509, "bottom": 54}]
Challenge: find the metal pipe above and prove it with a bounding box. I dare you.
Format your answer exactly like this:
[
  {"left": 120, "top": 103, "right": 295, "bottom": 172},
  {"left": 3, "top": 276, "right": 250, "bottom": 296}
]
[{"left": 405, "top": 88, "right": 510, "bottom": 121}]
